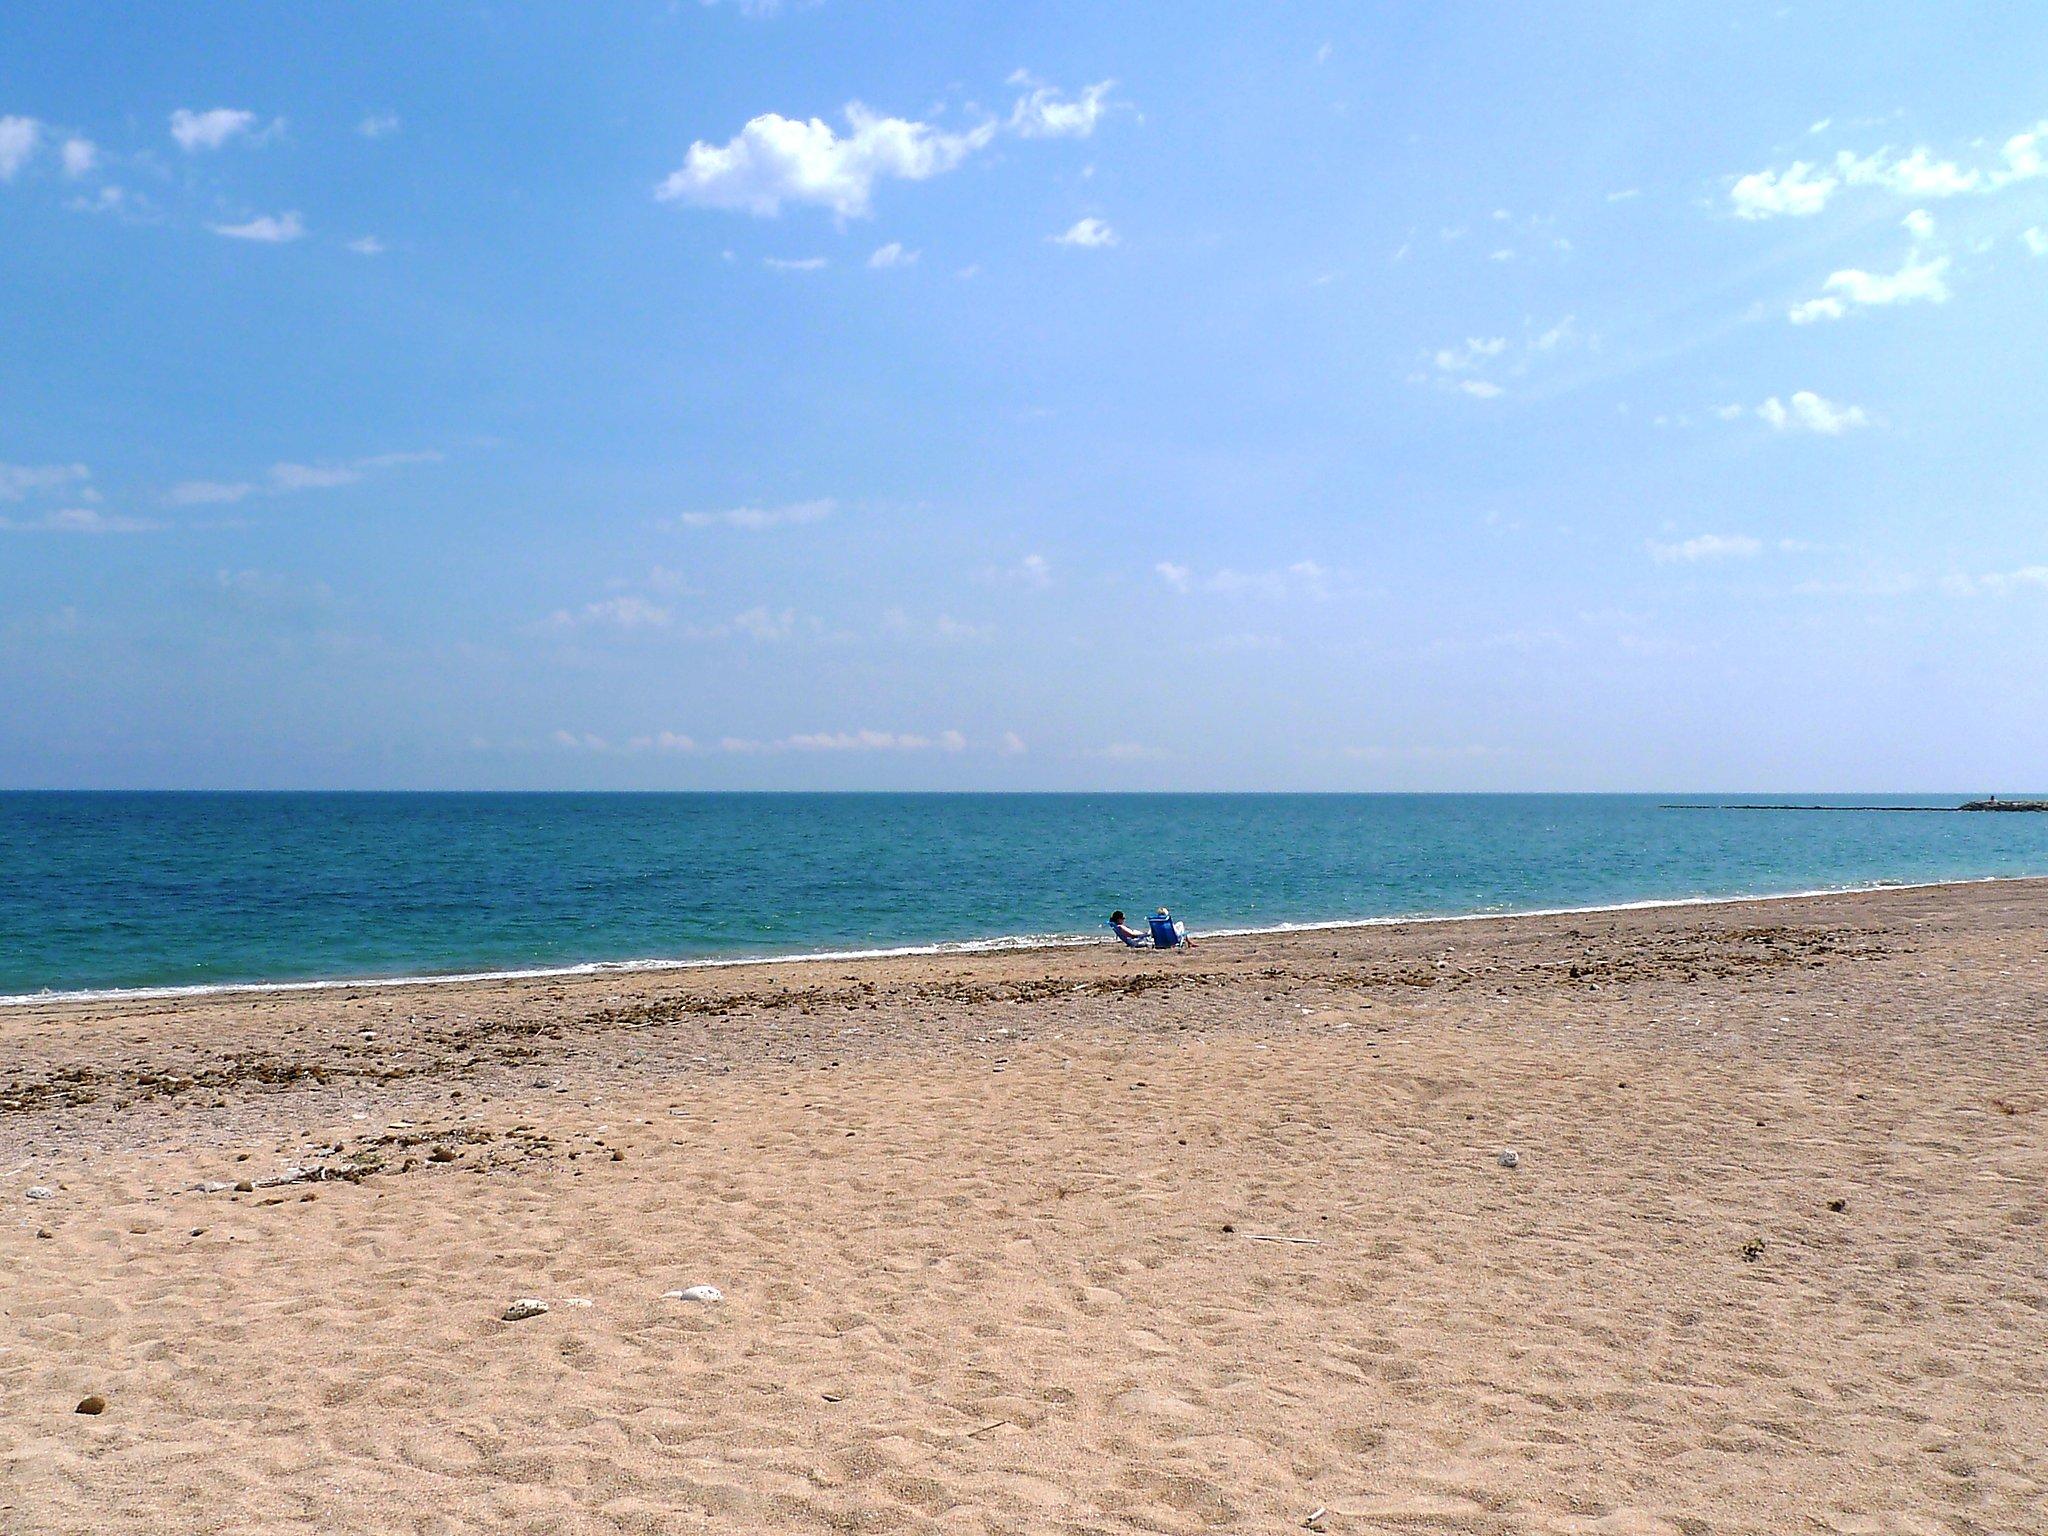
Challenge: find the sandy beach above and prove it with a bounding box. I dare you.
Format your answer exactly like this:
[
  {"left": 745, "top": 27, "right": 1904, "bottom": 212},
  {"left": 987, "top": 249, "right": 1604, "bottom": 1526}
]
[{"left": 3, "top": 880, "right": 2045, "bottom": 1534}]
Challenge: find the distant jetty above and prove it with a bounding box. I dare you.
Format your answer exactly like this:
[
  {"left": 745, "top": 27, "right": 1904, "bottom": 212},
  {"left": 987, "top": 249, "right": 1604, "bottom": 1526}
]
[{"left": 1663, "top": 799, "right": 2048, "bottom": 813}]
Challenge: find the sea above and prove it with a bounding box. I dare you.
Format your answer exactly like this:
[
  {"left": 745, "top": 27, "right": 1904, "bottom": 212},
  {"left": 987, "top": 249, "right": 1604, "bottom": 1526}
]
[{"left": 4, "top": 791, "right": 2047, "bottom": 1002}]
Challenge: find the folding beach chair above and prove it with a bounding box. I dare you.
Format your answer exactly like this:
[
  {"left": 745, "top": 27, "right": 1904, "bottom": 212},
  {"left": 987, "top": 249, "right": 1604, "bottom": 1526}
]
[{"left": 1148, "top": 909, "right": 1189, "bottom": 949}]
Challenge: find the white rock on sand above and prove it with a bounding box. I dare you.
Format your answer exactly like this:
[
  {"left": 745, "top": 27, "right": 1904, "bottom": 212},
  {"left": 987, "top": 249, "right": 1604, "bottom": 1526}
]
[
  {"left": 1497, "top": 1149, "right": 1519, "bottom": 1168},
  {"left": 664, "top": 1285, "right": 723, "bottom": 1303},
  {"left": 25, "top": 1186, "right": 55, "bottom": 1200},
  {"left": 501, "top": 1298, "right": 550, "bottom": 1321}
]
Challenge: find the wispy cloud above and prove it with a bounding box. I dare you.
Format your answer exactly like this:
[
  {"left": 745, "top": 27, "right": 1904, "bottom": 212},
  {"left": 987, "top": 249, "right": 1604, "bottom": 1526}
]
[
  {"left": 763, "top": 254, "right": 828, "bottom": 271},
  {"left": 1155, "top": 560, "right": 1334, "bottom": 599},
  {"left": 356, "top": 114, "right": 401, "bottom": 139},
  {"left": 1007, "top": 74, "right": 1115, "bottom": 139},
  {"left": 0, "top": 506, "right": 160, "bottom": 534},
  {"left": 0, "top": 461, "right": 91, "bottom": 501},
  {"left": 209, "top": 211, "right": 306, "bottom": 243},
  {"left": 673, "top": 497, "right": 835, "bottom": 530},
  {"left": 867, "top": 240, "right": 918, "bottom": 268},
  {"left": 1647, "top": 533, "right": 1763, "bottom": 563},
  {"left": 165, "top": 451, "right": 441, "bottom": 506}
]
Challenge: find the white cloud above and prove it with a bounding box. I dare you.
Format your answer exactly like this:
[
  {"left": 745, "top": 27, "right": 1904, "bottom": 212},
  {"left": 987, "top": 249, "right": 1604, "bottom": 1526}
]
[
  {"left": 166, "top": 451, "right": 439, "bottom": 505},
  {"left": 2024, "top": 227, "right": 2048, "bottom": 257},
  {"left": 0, "top": 115, "right": 40, "bottom": 180},
  {"left": 0, "top": 461, "right": 90, "bottom": 501},
  {"left": 1731, "top": 123, "right": 2048, "bottom": 221},
  {"left": 1051, "top": 216, "right": 1116, "bottom": 248},
  {"left": 1730, "top": 161, "right": 1837, "bottom": 219},
  {"left": 1754, "top": 391, "right": 1869, "bottom": 435},
  {"left": 60, "top": 137, "right": 97, "bottom": 178},
  {"left": 1433, "top": 336, "right": 1509, "bottom": 372},
  {"left": 348, "top": 235, "right": 387, "bottom": 256},
  {"left": 674, "top": 497, "right": 836, "bottom": 530},
  {"left": 170, "top": 107, "right": 263, "bottom": 152},
  {"left": 787, "top": 728, "right": 965, "bottom": 752},
  {"left": 763, "top": 254, "right": 828, "bottom": 270},
  {"left": 657, "top": 104, "right": 995, "bottom": 218},
  {"left": 729, "top": 605, "right": 797, "bottom": 640},
  {"left": 548, "top": 595, "right": 674, "bottom": 632},
  {"left": 1008, "top": 77, "right": 1114, "bottom": 139},
  {"left": 1156, "top": 559, "right": 1334, "bottom": 599},
  {"left": 1648, "top": 533, "right": 1763, "bottom": 563},
  {"left": 1901, "top": 208, "right": 1935, "bottom": 240},
  {"left": 867, "top": 240, "right": 918, "bottom": 268},
  {"left": 1789, "top": 252, "right": 1949, "bottom": 323},
  {"left": 357, "top": 114, "right": 401, "bottom": 139},
  {"left": 1460, "top": 379, "right": 1503, "bottom": 399},
  {"left": 0, "top": 506, "right": 159, "bottom": 534},
  {"left": 1000, "top": 731, "right": 1027, "bottom": 755},
  {"left": 210, "top": 211, "right": 306, "bottom": 243},
  {"left": 1017, "top": 553, "right": 1051, "bottom": 588}
]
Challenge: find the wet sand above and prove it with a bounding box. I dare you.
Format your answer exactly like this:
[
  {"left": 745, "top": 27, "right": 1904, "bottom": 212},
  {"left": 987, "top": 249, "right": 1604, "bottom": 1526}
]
[{"left": 4, "top": 881, "right": 2046, "bottom": 1534}]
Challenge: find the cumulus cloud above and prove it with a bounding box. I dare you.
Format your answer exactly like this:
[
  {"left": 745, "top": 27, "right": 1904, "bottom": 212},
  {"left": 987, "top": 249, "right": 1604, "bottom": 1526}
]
[
  {"left": 1433, "top": 336, "right": 1509, "bottom": 372},
  {"left": 1647, "top": 533, "right": 1763, "bottom": 563},
  {"left": 1754, "top": 391, "right": 1869, "bottom": 435},
  {"left": 0, "top": 115, "right": 40, "bottom": 179},
  {"left": 357, "top": 114, "right": 401, "bottom": 139},
  {"left": 1460, "top": 379, "right": 1503, "bottom": 399},
  {"left": 348, "top": 235, "right": 387, "bottom": 256},
  {"left": 209, "top": 211, "right": 306, "bottom": 243},
  {"left": 170, "top": 107, "right": 265, "bottom": 152},
  {"left": 1007, "top": 75, "right": 1114, "bottom": 139},
  {"left": 1050, "top": 215, "right": 1116, "bottom": 247},
  {"left": 673, "top": 497, "right": 836, "bottom": 530},
  {"left": 60, "top": 137, "right": 97, "bottom": 178},
  {"left": 1731, "top": 122, "right": 2048, "bottom": 221},
  {"left": 867, "top": 241, "right": 918, "bottom": 268},
  {"left": 1730, "top": 160, "right": 1837, "bottom": 219},
  {"left": 2024, "top": 227, "right": 2048, "bottom": 257},
  {"left": 1788, "top": 252, "right": 1950, "bottom": 323},
  {"left": 657, "top": 104, "right": 995, "bottom": 218}
]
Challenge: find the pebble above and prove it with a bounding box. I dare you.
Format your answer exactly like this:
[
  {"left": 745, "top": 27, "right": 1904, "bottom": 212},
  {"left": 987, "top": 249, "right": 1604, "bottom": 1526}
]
[
  {"left": 665, "top": 1285, "right": 724, "bottom": 1304},
  {"left": 502, "top": 1298, "right": 550, "bottom": 1321},
  {"left": 1497, "top": 1149, "right": 1520, "bottom": 1169},
  {"left": 75, "top": 1394, "right": 107, "bottom": 1415},
  {"left": 26, "top": 1186, "right": 55, "bottom": 1200}
]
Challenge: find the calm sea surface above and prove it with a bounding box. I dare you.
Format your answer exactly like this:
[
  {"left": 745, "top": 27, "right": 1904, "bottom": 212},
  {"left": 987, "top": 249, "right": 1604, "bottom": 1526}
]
[{"left": 4, "top": 792, "right": 2047, "bottom": 999}]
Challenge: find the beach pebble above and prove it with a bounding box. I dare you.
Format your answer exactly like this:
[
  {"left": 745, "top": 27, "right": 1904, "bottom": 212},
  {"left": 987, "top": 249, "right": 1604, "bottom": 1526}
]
[
  {"left": 664, "top": 1285, "right": 724, "bottom": 1304},
  {"left": 26, "top": 1186, "right": 55, "bottom": 1201},
  {"left": 75, "top": 1394, "right": 107, "bottom": 1415},
  {"left": 502, "top": 1298, "right": 550, "bottom": 1321},
  {"left": 1497, "top": 1149, "right": 1520, "bottom": 1169}
]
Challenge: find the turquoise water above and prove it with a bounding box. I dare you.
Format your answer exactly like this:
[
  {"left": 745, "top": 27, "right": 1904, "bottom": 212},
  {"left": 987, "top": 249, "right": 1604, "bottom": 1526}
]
[{"left": 4, "top": 792, "right": 2047, "bottom": 999}]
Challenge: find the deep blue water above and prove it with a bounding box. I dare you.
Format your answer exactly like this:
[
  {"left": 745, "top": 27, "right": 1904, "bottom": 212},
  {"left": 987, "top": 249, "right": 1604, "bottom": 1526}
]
[{"left": 3, "top": 792, "right": 2047, "bottom": 999}]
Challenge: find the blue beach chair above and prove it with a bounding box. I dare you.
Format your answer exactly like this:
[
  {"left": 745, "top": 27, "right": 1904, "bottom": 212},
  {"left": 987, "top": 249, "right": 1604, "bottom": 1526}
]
[{"left": 1148, "top": 909, "right": 1189, "bottom": 949}]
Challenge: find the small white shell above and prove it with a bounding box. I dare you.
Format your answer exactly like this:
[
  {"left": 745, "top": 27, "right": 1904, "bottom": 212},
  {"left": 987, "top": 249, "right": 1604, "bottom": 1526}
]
[
  {"left": 664, "top": 1285, "right": 724, "bottom": 1304},
  {"left": 502, "top": 1297, "right": 550, "bottom": 1321}
]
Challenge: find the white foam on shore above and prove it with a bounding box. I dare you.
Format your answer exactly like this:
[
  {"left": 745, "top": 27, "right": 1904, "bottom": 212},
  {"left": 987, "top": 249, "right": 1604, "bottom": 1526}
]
[{"left": 0, "top": 872, "right": 2024, "bottom": 1010}]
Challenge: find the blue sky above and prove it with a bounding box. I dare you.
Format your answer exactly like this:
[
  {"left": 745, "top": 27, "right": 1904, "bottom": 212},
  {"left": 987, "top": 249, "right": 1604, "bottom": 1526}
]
[{"left": 3, "top": 1, "right": 2046, "bottom": 791}]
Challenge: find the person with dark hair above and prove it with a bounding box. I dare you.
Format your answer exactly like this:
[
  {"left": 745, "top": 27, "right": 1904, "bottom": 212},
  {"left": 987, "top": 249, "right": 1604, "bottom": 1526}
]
[{"left": 1107, "top": 910, "right": 1150, "bottom": 948}]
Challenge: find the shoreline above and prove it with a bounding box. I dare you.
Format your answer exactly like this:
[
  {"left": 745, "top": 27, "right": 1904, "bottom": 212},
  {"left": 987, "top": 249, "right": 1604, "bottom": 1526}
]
[{"left": 2, "top": 869, "right": 2028, "bottom": 1011}]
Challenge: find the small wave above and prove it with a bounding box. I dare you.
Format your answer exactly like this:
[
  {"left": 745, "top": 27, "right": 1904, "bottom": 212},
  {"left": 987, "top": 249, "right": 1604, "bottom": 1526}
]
[{"left": 0, "top": 873, "right": 2018, "bottom": 1010}]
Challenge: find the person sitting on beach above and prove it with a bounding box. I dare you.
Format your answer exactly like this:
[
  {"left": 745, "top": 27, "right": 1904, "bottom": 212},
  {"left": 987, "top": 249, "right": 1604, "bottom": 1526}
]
[
  {"left": 1149, "top": 907, "right": 1196, "bottom": 950},
  {"left": 1108, "top": 910, "right": 1151, "bottom": 948}
]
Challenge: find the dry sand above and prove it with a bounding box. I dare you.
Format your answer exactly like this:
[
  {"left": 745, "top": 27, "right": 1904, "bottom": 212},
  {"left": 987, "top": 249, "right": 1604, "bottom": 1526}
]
[{"left": 3, "top": 881, "right": 2046, "bottom": 1534}]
